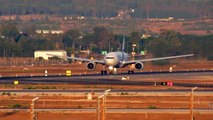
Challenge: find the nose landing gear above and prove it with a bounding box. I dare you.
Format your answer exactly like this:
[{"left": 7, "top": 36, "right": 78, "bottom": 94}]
[
  {"left": 101, "top": 66, "right": 117, "bottom": 75},
  {"left": 108, "top": 66, "right": 117, "bottom": 74}
]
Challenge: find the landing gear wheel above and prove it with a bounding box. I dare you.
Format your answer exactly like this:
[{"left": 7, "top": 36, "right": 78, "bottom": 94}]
[
  {"left": 109, "top": 70, "right": 113, "bottom": 74},
  {"left": 128, "top": 70, "right": 134, "bottom": 74},
  {"left": 101, "top": 70, "right": 107, "bottom": 75}
]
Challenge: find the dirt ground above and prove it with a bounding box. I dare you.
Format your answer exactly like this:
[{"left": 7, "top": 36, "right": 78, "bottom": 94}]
[
  {"left": 0, "top": 112, "right": 213, "bottom": 120},
  {"left": 0, "top": 95, "right": 213, "bottom": 109},
  {"left": 0, "top": 94, "right": 213, "bottom": 120}
]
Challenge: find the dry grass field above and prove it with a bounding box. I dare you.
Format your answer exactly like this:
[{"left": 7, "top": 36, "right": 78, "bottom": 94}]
[{"left": 0, "top": 94, "right": 213, "bottom": 120}]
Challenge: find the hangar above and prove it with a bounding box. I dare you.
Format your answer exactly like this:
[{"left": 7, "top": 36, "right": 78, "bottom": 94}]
[{"left": 34, "top": 50, "right": 67, "bottom": 60}]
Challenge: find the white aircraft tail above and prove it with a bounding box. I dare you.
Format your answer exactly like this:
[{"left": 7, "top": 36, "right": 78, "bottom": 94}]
[{"left": 122, "top": 36, "right": 125, "bottom": 52}]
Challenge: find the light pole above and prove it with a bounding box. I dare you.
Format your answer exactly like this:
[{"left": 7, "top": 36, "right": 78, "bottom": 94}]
[
  {"left": 104, "top": 89, "right": 111, "bottom": 120},
  {"left": 104, "top": 89, "right": 111, "bottom": 95},
  {"left": 132, "top": 44, "right": 136, "bottom": 60},
  {"left": 104, "top": 89, "right": 111, "bottom": 117},
  {"left": 97, "top": 94, "right": 104, "bottom": 120},
  {"left": 79, "top": 36, "right": 83, "bottom": 51},
  {"left": 97, "top": 89, "right": 111, "bottom": 120},
  {"left": 190, "top": 87, "right": 198, "bottom": 120},
  {"left": 31, "top": 97, "right": 39, "bottom": 120},
  {"left": 108, "top": 41, "right": 111, "bottom": 52}
]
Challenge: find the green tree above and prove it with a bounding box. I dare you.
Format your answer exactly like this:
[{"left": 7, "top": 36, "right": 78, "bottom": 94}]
[
  {"left": 1, "top": 23, "right": 19, "bottom": 39},
  {"left": 0, "top": 23, "right": 19, "bottom": 57},
  {"left": 20, "top": 38, "right": 55, "bottom": 57},
  {"left": 130, "top": 31, "right": 141, "bottom": 43},
  {"left": 0, "top": 38, "right": 10, "bottom": 57},
  {"left": 82, "top": 33, "right": 95, "bottom": 50},
  {"left": 199, "top": 35, "right": 213, "bottom": 59},
  {"left": 130, "top": 31, "right": 141, "bottom": 52},
  {"left": 93, "top": 27, "right": 114, "bottom": 52},
  {"left": 150, "top": 30, "right": 182, "bottom": 57},
  {"left": 62, "top": 29, "right": 81, "bottom": 53},
  {"left": 179, "top": 35, "right": 200, "bottom": 56},
  {"left": 179, "top": 34, "right": 213, "bottom": 59},
  {"left": 82, "top": 27, "right": 114, "bottom": 53}
]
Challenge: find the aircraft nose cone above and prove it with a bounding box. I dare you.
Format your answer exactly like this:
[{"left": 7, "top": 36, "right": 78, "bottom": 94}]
[{"left": 105, "top": 58, "right": 118, "bottom": 66}]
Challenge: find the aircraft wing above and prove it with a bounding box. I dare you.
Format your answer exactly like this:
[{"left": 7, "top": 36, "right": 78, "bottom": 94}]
[
  {"left": 46, "top": 54, "right": 105, "bottom": 65},
  {"left": 123, "top": 54, "right": 194, "bottom": 65},
  {"left": 66, "top": 56, "right": 105, "bottom": 64}
]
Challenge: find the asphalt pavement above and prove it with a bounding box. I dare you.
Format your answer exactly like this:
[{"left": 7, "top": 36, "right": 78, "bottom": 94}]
[{"left": 0, "top": 72, "right": 212, "bottom": 88}]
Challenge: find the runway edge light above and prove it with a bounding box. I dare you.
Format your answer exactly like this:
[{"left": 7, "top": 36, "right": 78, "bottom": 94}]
[
  {"left": 161, "top": 81, "right": 173, "bottom": 86},
  {"left": 14, "top": 80, "right": 19, "bottom": 85},
  {"left": 66, "top": 70, "right": 72, "bottom": 76},
  {"left": 161, "top": 82, "right": 167, "bottom": 86},
  {"left": 14, "top": 80, "right": 19, "bottom": 89}
]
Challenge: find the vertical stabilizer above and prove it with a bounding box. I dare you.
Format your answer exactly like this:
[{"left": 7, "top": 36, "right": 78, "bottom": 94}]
[{"left": 122, "top": 36, "right": 125, "bottom": 52}]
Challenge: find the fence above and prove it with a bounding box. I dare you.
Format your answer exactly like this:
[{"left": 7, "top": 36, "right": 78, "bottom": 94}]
[{"left": 0, "top": 57, "right": 69, "bottom": 67}]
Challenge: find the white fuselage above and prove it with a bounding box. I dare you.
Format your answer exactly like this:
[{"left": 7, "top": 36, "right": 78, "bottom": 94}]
[{"left": 104, "top": 51, "right": 128, "bottom": 68}]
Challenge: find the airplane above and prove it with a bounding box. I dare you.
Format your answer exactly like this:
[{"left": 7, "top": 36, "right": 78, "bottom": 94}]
[{"left": 47, "top": 38, "right": 194, "bottom": 75}]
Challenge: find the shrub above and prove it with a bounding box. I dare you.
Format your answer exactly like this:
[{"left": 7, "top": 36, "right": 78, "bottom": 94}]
[
  {"left": 7, "top": 92, "right": 11, "bottom": 96},
  {"left": 207, "top": 56, "right": 213, "bottom": 60},
  {"left": 120, "top": 92, "right": 128, "bottom": 95},
  {"left": 12, "top": 104, "right": 22, "bottom": 108},
  {"left": 148, "top": 105, "right": 157, "bottom": 109}
]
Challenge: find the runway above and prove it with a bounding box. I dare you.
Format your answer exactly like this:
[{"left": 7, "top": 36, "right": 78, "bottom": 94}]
[{"left": 0, "top": 72, "right": 212, "bottom": 88}]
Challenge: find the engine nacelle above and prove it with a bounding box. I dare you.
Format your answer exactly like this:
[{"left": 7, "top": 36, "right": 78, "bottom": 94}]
[
  {"left": 135, "top": 62, "right": 144, "bottom": 70},
  {"left": 86, "top": 62, "right": 96, "bottom": 70}
]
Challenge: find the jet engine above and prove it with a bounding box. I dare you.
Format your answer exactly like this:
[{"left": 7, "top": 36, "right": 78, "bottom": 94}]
[
  {"left": 86, "top": 62, "right": 96, "bottom": 70},
  {"left": 135, "top": 62, "right": 144, "bottom": 70}
]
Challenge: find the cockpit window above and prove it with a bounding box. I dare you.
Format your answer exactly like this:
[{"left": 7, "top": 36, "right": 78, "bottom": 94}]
[{"left": 106, "top": 57, "right": 114, "bottom": 59}]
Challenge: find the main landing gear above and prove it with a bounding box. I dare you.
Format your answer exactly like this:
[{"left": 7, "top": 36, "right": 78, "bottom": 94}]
[
  {"left": 128, "top": 64, "right": 135, "bottom": 74},
  {"left": 101, "top": 66, "right": 107, "bottom": 75},
  {"left": 101, "top": 70, "right": 107, "bottom": 75},
  {"left": 101, "top": 70, "right": 134, "bottom": 74},
  {"left": 128, "top": 70, "right": 134, "bottom": 74}
]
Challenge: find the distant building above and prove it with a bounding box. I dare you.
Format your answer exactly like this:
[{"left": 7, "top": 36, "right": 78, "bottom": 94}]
[
  {"left": 148, "top": 17, "right": 175, "bottom": 22},
  {"left": 0, "top": 15, "right": 45, "bottom": 21},
  {"left": 141, "top": 34, "right": 151, "bottom": 39},
  {"left": 36, "top": 30, "right": 63, "bottom": 35},
  {"left": 34, "top": 50, "right": 67, "bottom": 60},
  {"left": 51, "top": 30, "right": 64, "bottom": 34},
  {"left": 80, "top": 50, "right": 91, "bottom": 54}
]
